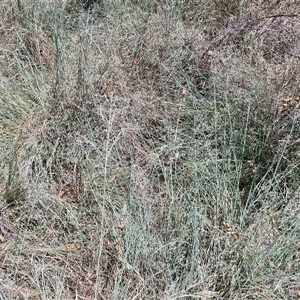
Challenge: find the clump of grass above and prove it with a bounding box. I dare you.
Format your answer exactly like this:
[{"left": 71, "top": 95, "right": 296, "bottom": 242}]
[{"left": 0, "top": 0, "right": 299, "bottom": 299}]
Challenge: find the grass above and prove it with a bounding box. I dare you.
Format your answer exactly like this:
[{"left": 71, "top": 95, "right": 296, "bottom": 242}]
[{"left": 0, "top": 0, "right": 300, "bottom": 299}]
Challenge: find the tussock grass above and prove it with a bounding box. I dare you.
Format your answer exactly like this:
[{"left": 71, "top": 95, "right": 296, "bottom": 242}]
[{"left": 0, "top": 0, "right": 299, "bottom": 299}]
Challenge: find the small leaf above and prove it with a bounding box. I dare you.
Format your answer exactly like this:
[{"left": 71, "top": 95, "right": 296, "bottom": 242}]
[{"left": 0, "top": 235, "right": 5, "bottom": 243}]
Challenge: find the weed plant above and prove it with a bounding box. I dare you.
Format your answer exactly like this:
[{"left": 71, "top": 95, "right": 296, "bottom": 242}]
[{"left": 0, "top": 0, "right": 299, "bottom": 299}]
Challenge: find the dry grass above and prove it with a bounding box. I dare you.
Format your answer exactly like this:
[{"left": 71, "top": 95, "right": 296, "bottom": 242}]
[{"left": 0, "top": 0, "right": 300, "bottom": 299}]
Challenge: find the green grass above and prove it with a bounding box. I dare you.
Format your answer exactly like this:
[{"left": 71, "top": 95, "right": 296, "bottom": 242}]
[{"left": 0, "top": 0, "right": 299, "bottom": 299}]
